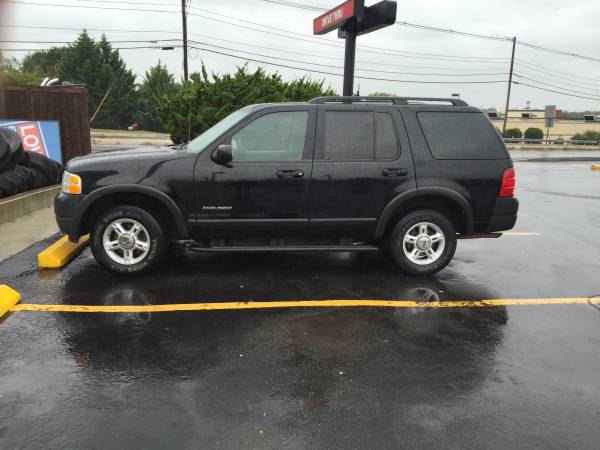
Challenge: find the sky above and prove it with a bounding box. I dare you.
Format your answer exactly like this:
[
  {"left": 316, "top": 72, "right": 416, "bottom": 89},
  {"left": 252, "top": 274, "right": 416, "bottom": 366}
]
[{"left": 1, "top": 0, "right": 600, "bottom": 111}]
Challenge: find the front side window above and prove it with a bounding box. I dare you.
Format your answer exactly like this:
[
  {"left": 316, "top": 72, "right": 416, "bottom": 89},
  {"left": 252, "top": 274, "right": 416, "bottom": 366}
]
[
  {"left": 187, "top": 107, "right": 253, "bottom": 153},
  {"left": 230, "top": 111, "right": 308, "bottom": 161}
]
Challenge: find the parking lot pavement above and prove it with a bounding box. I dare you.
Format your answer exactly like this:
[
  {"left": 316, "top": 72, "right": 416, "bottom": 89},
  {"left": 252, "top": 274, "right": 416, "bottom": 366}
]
[{"left": 1, "top": 161, "right": 599, "bottom": 449}]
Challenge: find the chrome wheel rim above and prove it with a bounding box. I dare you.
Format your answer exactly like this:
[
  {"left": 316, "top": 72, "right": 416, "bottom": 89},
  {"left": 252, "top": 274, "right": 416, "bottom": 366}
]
[
  {"left": 102, "top": 218, "right": 150, "bottom": 265},
  {"left": 402, "top": 222, "right": 445, "bottom": 265}
]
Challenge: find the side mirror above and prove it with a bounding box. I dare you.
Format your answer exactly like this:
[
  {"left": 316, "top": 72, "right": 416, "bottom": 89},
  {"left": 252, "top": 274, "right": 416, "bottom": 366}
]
[{"left": 212, "top": 144, "right": 232, "bottom": 164}]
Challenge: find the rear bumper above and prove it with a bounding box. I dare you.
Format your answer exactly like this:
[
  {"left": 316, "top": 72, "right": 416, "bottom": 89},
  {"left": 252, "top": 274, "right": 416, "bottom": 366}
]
[{"left": 487, "top": 197, "right": 519, "bottom": 232}]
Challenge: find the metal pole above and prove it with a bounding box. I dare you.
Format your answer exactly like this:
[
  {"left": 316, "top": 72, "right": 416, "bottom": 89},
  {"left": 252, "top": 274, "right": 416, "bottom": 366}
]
[
  {"left": 342, "top": 21, "right": 357, "bottom": 96},
  {"left": 181, "top": 0, "right": 189, "bottom": 82},
  {"left": 502, "top": 37, "right": 516, "bottom": 135}
]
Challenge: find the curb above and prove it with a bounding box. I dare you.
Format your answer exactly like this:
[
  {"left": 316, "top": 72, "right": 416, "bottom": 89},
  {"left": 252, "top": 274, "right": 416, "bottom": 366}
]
[
  {"left": 0, "top": 185, "right": 61, "bottom": 225},
  {"left": 37, "top": 234, "right": 90, "bottom": 269},
  {"left": 0, "top": 285, "right": 21, "bottom": 319}
]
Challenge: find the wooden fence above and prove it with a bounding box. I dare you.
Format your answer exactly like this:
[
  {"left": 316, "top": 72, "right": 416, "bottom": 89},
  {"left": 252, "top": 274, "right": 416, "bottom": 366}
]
[{"left": 0, "top": 85, "right": 91, "bottom": 163}]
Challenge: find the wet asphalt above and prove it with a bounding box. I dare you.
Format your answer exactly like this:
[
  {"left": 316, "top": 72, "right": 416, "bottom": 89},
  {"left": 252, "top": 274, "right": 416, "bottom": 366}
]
[{"left": 1, "top": 161, "right": 600, "bottom": 449}]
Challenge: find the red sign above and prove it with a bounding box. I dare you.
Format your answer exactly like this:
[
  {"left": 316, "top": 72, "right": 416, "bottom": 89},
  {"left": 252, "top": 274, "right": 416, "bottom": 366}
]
[
  {"left": 16, "top": 122, "right": 46, "bottom": 155},
  {"left": 313, "top": 0, "right": 356, "bottom": 35}
]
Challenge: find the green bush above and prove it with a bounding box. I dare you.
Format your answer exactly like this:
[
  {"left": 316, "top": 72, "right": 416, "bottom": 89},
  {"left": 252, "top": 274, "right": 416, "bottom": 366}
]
[
  {"left": 524, "top": 127, "right": 544, "bottom": 142},
  {"left": 571, "top": 130, "right": 600, "bottom": 141},
  {"left": 502, "top": 128, "right": 522, "bottom": 139}
]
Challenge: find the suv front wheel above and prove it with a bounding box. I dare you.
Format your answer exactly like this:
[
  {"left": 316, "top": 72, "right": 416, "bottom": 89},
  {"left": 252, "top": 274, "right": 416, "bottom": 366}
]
[
  {"left": 90, "top": 205, "right": 168, "bottom": 274},
  {"left": 388, "top": 210, "right": 457, "bottom": 276}
]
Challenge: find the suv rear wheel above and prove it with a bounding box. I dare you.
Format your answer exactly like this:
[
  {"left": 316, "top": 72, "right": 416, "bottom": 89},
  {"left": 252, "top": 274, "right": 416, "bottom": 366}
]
[
  {"left": 90, "top": 205, "right": 168, "bottom": 274},
  {"left": 388, "top": 210, "right": 457, "bottom": 276}
]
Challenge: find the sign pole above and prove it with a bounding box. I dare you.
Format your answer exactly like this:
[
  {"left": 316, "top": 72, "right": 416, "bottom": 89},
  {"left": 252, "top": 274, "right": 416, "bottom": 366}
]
[{"left": 343, "top": 21, "right": 357, "bottom": 96}]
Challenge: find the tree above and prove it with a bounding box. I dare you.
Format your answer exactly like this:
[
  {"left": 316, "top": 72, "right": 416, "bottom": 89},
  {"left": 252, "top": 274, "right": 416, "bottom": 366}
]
[
  {"left": 502, "top": 128, "right": 522, "bottom": 139},
  {"left": 159, "top": 64, "right": 336, "bottom": 143},
  {"left": 137, "top": 62, "right": 179, "bottom": 132},
  {"left": 58, "top": 32, "right": 137, "bottom": 129},
  {"left": 369, "top": 91, "right": 394, "bottom": 96},
  {"left": 21, "top": 47, "right": 67, "bottom": 78},
  {"left": 0, "top": 55, "right": 39, "bottom": 86},
  {"left": 524, "top": 127, "right": 544, "bottom": 142}
]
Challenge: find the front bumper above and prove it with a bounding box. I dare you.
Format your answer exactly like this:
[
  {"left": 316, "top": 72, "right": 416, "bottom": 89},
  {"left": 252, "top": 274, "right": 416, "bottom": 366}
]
[
  {"left": 487, "top": 197, "right": 519, "bottom": 232},
  {"left": 54, "top": 192, "right": 88, "bottom": 242}
]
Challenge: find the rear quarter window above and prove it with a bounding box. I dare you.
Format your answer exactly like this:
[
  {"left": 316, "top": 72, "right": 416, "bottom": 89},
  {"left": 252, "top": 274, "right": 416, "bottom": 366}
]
[{"left": 417, "top": 111, "right": 507, "bottom": 160}]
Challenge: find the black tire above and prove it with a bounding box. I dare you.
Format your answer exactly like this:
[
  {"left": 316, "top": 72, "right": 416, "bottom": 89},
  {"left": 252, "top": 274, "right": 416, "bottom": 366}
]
[
  {"left": 29, "top": 166, "right": 54, "bottom": 187},
  {"left": 0, "top": 173, "right": 18, "bottom": 198},
  {"left": 0, "top": 139, "right": 10, "bottom": 171},
  {"left": 0, "top": 127, "right": 24, "bottom": 166},
  {"left": 2, "top": 170, "right": 28, "bottom": 193},
  {"left": 388, "top": 209, "right": 457, "bottom": 276},
  {"left": 26, "top": 151, "right": 59, "bottom": 184},
  {"left": 90, "top": 205, "right": 169, "bottom": 275},
  {"left": 14, "top": 166, "right": 35, "bottom": 190}
]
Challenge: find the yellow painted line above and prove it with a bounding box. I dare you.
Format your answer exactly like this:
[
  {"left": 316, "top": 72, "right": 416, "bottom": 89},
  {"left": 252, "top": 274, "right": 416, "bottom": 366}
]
[
  {"left": 37, "top": 234, "right": 90, "bottom": 269},
  {"left": 9, "top": 297, "right": 596, "bottom": 314},
  {"left": 502, "top": 231, "right": 540, "bottom": 236},
  {"left": 0, "top": 285, "right": 21, "bottom": 318},
  {"left": 592, "top": 165, "right": 600, "bottom": 171}
]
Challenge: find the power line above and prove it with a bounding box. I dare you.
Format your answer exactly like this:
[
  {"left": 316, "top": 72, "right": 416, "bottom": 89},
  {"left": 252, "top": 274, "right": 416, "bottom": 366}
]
[
  {"left": 5, "top": 1, "right": 510, "bottom": 63},
  {"left": 188, "top": 40, "right": 509, "bottom": 77},
  {"left": 515, "top": 60, "right": 600, "bottom": 86},
  {"left": 513, "top": 74, "right": 600, "bottom": 98},
  {"left": 513, "top": 81, "right": 600, "bottom": 101},
  {"left": 188, "top": 44, "right": 508, "bottom": 84}
]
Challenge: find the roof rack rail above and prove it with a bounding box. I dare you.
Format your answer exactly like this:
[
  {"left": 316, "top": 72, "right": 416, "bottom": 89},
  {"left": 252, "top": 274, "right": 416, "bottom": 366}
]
[{"left": 308, "top": 96, "right": 468, "bottom": 106}]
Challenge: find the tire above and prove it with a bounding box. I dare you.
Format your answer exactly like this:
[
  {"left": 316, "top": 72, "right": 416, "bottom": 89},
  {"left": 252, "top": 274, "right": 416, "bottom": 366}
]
[
  {"left": 29, "top": 166, "right": 53, "bottom": 188},
  {"left": 0, "top": 127, "right": 24, "bottom": 167},
  {"left": 14, "top": 166, "right": 35, "bottom": 190},
  {"left": 388, "top": 209, "right": 457, "bottom": 276},
  {"left": 0, "top": 139, "right": 10, "bottom": 171},
  {"left": 2, "top": 170, "right": 28, "bottom": 193},
  {"left": 26, "top": 151, "right": 59, "bottom": 184},
  {"left": 0, "top": 173, "right": 18, "bottom": 198},
  {"left": 90, "top": 205, "right": 169, "bottom": 275}
]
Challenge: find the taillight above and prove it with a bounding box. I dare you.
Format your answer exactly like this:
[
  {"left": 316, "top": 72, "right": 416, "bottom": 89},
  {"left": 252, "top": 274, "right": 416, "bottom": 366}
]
[{"left": 499, "top": 168, "right": 515, "bottom": 197}]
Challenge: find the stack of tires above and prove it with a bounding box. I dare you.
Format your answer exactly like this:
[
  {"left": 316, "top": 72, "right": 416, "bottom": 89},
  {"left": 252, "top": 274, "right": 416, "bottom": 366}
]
[{"left": 0, "top": 127, "right": 64, "bottom": 199}]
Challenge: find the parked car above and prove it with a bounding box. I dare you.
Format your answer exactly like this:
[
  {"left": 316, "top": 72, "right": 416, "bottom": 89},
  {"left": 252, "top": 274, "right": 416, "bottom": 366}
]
[{"left": 55, "top": 96, "right": 518, "bottom": 275}]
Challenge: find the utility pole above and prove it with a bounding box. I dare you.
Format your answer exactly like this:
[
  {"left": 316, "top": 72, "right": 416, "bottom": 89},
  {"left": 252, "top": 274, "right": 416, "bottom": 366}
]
[
  {"left": 181, "top": 0, "right": 189, "bottom": 82},
  {"left": 502, "top": 37, "right": 516, "bottom": 135}
]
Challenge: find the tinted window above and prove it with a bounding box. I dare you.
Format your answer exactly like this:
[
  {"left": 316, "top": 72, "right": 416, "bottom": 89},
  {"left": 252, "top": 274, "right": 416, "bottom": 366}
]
[
  {"left": 231, "top": 111, "right": 308, "bottom": 161},
  {"left": 417, "top": 112, "right": 507, "bottom": 160},
  {"left": 324, "top": 111, "right": 399, "bottom": 160},
  {"left": 325, "top": 111, "right": 373, "bottom": 160},
  {"left": 375, "top": 112, "right": 399, "bottom": 159}
]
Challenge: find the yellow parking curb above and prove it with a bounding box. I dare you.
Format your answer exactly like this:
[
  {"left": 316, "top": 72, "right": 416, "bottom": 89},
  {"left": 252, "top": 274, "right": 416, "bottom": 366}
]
[
  {"left": 592, "top": 165, "right": 600, "bottom": 171},
  {"left": 0, "top": 285, "right": 21, "bottom": 319},
  {"left": 37, "top": 234, "right": 90, "bottom": 269}
]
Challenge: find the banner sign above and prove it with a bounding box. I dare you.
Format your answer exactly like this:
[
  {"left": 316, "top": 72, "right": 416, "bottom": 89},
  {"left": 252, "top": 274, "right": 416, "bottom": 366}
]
[
  {"left": 313, "top": 0, "right": 358, "bottom": 35},
  {"left": 0, "top": 120, "right": 62, "bottom": 163}
]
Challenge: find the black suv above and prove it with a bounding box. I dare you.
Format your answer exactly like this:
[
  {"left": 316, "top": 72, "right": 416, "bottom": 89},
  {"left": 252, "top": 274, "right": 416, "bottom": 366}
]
[{"left": 55, "top": 96, "right": 518, "bottom": 275}]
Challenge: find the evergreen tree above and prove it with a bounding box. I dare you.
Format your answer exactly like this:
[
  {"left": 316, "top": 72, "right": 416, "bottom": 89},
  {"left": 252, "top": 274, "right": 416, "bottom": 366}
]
[
  {"left": 21, "top": 47, "right": 67, "bottom": 78},
  {"left": 58, "top": 32, "right": 137, "bottom": 129},
  {"left": 137, "top": 62, "right": 179, "bottom": 132}
]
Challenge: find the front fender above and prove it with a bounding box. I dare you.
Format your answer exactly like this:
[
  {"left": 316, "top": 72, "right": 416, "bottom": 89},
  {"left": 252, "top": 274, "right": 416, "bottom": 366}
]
[{"left": 70, "top": 184, "right": 189, "bottom": 241}]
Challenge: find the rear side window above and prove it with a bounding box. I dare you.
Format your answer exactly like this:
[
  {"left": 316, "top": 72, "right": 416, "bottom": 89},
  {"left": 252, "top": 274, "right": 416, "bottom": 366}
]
[
  {"left": 324, "top": 111, "right": 399, "bottom": 160},
  {"left": 417, "top": 112, "right": 507, "bottom": 160}
]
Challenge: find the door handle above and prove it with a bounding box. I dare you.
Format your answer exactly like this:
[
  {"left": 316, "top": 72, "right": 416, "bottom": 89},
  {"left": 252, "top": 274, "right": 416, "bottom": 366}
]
[
  {"left": 277, "top": 169, "right": 304, "bottom": 179},
  {"left": 382, "top": 168, "right": 408, "bottom": 177}
]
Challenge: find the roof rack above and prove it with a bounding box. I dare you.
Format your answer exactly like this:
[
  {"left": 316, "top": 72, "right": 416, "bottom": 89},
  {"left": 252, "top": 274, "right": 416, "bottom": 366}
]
[{"left": 308, "top": 96, "right": 468, "bottom": 106}]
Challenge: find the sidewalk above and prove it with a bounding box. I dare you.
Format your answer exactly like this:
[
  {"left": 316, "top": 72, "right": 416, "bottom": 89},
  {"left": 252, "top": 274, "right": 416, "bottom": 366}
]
[{"left": 0, "top": 207, "right": 58, "bottom": 262}]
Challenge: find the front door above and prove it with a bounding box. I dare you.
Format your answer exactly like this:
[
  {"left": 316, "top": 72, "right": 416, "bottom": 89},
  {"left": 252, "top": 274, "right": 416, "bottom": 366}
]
[
  {"left": 191, "top": 106, "right": 316, "bottom": 238},
  {"left": 310, "top": 105, "right": 416, "bottom": 238}
]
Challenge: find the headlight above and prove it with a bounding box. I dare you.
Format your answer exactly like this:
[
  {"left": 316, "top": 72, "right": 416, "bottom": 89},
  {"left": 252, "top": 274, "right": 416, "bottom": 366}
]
[{"left": 62, "top": 171, "right": 82, "bottom": 195}]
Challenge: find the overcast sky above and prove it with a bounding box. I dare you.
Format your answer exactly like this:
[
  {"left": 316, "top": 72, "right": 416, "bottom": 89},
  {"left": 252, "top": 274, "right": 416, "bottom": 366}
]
[{"left": 2, "top": 0, "right": 599, "bottom": 111}]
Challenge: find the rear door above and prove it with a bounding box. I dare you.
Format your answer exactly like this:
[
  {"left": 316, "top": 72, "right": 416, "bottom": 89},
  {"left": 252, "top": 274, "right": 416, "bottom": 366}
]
[
  {"left": 191, "top": 106, "right": 316, "bottom": 238},
  {"left": 309, "top": 105, "right": 416, "bottom": 238}
]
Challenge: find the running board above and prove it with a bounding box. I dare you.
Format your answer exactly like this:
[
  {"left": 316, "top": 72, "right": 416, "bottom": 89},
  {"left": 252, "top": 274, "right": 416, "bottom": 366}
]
[
  {"left": 187, "top": 244, "right": 380, "bottom": 253},
  {"left": 458, "top": 233, "right": 502, "bottom": 239}
]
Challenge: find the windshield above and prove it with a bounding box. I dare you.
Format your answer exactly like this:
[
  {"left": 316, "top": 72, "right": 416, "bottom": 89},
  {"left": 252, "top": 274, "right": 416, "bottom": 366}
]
[{"left": 187, "top": 107, "right": 253, "bottom": 153}]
